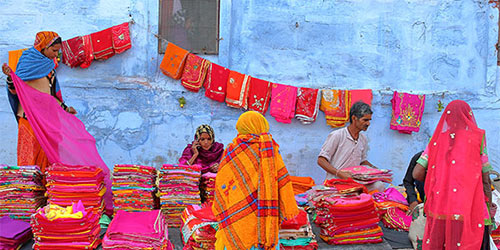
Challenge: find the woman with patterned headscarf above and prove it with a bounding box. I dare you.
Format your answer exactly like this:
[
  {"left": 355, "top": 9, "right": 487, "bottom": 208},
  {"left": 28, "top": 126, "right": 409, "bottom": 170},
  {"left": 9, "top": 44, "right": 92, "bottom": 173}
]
[
  {"left": 179, "top": 124, "right": 225, "bottom": 173},
  {"left": 2, "top": 31, "right": 76, "bottom": 174}
]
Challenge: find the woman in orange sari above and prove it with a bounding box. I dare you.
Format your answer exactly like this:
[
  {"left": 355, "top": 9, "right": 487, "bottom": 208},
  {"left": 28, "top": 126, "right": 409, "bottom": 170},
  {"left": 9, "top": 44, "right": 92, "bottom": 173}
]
[{"left": 3, "top": 31, "right": 76, "bottom": 173}]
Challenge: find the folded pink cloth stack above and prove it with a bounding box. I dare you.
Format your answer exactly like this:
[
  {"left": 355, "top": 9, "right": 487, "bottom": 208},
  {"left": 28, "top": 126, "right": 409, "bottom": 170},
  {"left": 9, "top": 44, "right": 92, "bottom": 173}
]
[
  {"left": 103, "top": 210, "right": 174, "bottom": 250},
  {"left": 31, "top": 202, "right": 101, "bottom": 250},
  {"left": 0, "top": 216, "right": 32, "bottom": 250}
]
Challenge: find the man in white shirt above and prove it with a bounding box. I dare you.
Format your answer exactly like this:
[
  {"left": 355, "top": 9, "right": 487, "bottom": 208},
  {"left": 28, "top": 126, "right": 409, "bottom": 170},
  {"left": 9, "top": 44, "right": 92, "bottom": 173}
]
[{"left": 317, "top": 101, "right": 377, "bottom": 181}]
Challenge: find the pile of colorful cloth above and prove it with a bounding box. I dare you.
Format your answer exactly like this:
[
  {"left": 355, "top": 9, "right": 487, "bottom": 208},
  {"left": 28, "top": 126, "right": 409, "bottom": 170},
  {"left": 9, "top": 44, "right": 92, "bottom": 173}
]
[
  {"left": 0, "top": 165, "right": 45, "bottom": 221},
  {"left": 159, "top": 164, "right": 202, "bottom": 227},
  {"left": 180, "top": 204, "right": 218, "bottom": 250},
  {"left": 31, "top": 201, "right": 101, "bottom": 250},
  {"left": 279, "top": 209, "right": 318, "bottom": 250},
  {"left": 103, "top": 210, "right": 174, "bottom": 250},
  {"left": 290, "top": 176, "right": 316, "bottom": 195},
  {"left": 112, "top": 164, "right": 158, "bottom": 213},
  {"left": 308, "top": 183, "right": 382, "bottom": 245},
  {"left": 0, "top": 216, "right": 32, "bottom": 249},
  {"left": 342, "top": 165, "right": 393, "bottom": 185},
  {"left": 45, "top": 163, "right": 106, "bottom": 215},
  {"left": 200, "top": 172, "right": 216, "bottom": 203},
  {"left": 491, "top": 227, "right": 500, "bottom": 248},
  {"left": 372, "top": 187, "right": 410, "bottom": 231}
]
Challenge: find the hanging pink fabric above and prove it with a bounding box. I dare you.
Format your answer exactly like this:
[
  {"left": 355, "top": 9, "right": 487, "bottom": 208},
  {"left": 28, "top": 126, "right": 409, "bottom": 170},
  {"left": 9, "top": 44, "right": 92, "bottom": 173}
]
[
  {"left": 9, "top": 70, "right": 113, "bottom": 215},
  {"left": 422, "top": 100, "right": 487, "bottom": 250},
  {"left": 269, "top": 83, "right": 298, "bottom": 124},
  {"left": 390, "top": 91, "right": 425, "bottom": 134}
]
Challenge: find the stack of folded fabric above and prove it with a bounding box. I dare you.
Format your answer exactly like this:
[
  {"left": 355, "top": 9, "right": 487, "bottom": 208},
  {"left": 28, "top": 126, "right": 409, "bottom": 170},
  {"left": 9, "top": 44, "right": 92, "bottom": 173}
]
[
  {"left": 372, "top": 187, "right": 409, "bottom": 215},
  {"left": 0, "top": 216, "right": 32, "bottom": 250},
  {"left": 159, "top": 164, "right": 202, "bottom": 227},
  {"left": 112, "top": 164, "right": 158, "bottom": 213},
  {"left": 308, "top": 183, "right": 382, "bottom": 245},
  {"left": 290, "top": 176, "right": 316, "bottom": 195},
  {"left": 0, "top": 165, "right": 45, "bottom": 221},
  {"left": 31, "top": 201, "right": 101, "bottom": 250},
  {"left": 200, "top": 172, "right": 216, "bottom": 204},
  {"left": 181, "top": 204, "right": 218, "bottom": 249},
  {"left": 381, "top": 207, "right": 411, "bottom": 231},
  {"left": 491, "top": 227, "right": 500, "bottom": 248},
  {"left": 342, "top": 165, "right": 393, "bottom": 185},
  {"left": 103, "top": 210, "right": 174, "bottom": 250},
  {"left": 45, "top": 163, "right": 106, "bottom": 215},
  {"left": 279, "top": 209, "right": 318, "bottom": 250}
]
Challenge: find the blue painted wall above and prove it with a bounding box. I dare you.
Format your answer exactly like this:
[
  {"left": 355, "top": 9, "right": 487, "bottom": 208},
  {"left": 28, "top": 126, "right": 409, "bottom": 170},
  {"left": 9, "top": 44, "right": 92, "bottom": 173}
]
[{"left": 0, "top": 0, "right": 499, "bottom": 185}]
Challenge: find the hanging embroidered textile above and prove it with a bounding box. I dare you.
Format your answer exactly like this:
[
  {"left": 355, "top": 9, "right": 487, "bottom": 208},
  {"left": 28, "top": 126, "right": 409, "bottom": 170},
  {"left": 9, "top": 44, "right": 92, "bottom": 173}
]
[
  {"left": 160, "top": 42, "right": 189, "bottom": 80},
  {"left": 90, "top": 27, "right": 115, "bottom": 60},
  {"left": 80, "top": 35, "right": 94, "bottom": 68},
  {"left": 225, "top": 70, "right": 251, "bottom": 109},
  {"left": 204, "top": 63, "right": 230, "bottom": 102},
  {"left": 350, "top": 89, "right": 373, "bottom": 107},
  {"left": 320, "top": 89, "right": 350, "bottom": 128},
  {"left": 390, "top": 91, "right": 425, "bottom": 134},
  {"left": 247, "top": 77, "right": 272, "bottom": 115},
  {"left": 269, "top": 83, "right": 298, "bottom": 124},
  {"left": 8, "top": 49, "right": 28, "bottom": 72},
  {"left": 180, "top": 54, "right": 210, "bottom": 92},
  {"left": 111, "top": 22, "right": 132, "bottom": 54},
  {"left": 295, "top": 87, "right": 321, "bottom": 125},
  {"left": 61, "top": 36, "right": 85, "bottom": 68}
]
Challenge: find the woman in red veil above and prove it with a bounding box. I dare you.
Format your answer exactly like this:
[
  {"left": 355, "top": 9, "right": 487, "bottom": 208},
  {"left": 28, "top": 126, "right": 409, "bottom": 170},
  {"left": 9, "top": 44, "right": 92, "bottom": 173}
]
[{"left": 413, "top": 100, "right": 494, "bottom": 250}]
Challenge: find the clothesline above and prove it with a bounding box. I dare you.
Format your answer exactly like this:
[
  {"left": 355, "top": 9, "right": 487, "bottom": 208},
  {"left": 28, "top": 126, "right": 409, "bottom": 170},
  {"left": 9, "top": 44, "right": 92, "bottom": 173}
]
[{"left": 125, "top": 17, "right": 451, "bottom": 98}]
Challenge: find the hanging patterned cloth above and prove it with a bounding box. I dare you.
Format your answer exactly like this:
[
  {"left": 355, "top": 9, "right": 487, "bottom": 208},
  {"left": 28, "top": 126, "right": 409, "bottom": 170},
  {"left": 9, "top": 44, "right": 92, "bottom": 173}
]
[
  {"left": 180, "top": 54, "right": 211, "bottom": 92},
  {"left": 225, "top": 70, "right": 251, "bottom": 109},
  {"left": 295, "top": 87, "right": 321, "bottom": 124},
  {"left": 320, "top": 89, "right": 350, "bottom": 128},
  {"left": 80, "top": 35, "right": 94, "bottom": 68},
  {"left": 269, "top": 83, "right": 298, "bottom": 124},
  {"left": 111, "top": 22, "right": 132, "bottom": 54},
  {"left": 247, "top": 77, "right": 272, "bottom": 115},
  {"left": 90, "top": 27, "right": 115, "bottom": 60},
  {"left": 390, "top": 91, "right": 425, "bottom": 134},
  {"left": 61, "top": 36, "right": 85, "bottom": 68},
  {"left": 160, "top": 42, "right": 189, "bottom": 79},
  {"left": 204, "top": 63, "right": 230, "bottom": 102}
]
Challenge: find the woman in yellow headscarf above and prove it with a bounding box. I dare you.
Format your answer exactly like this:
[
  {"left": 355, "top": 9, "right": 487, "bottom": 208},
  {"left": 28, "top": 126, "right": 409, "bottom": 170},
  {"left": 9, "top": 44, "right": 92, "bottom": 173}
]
[{"left": 212, "top": 111, "right": 299, "bottom": 250}]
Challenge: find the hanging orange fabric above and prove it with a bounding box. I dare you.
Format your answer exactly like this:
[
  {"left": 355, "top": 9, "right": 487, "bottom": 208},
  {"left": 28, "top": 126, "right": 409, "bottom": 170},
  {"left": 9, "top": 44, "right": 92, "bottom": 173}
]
[
  {"left": 225, "top": 70, "right": 251, "bottom": 109},
  {"left": 320, "top": 89, "right": 350, "bottom": 128},
  {"left": 160, "top": 42, "right": 189, "bottom": 79}
]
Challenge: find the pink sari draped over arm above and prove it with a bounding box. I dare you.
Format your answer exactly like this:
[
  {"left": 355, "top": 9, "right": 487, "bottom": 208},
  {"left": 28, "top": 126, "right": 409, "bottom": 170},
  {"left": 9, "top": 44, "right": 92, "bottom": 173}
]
[{"left": 10, "top": 71, "right": 113, "bottom": 215}]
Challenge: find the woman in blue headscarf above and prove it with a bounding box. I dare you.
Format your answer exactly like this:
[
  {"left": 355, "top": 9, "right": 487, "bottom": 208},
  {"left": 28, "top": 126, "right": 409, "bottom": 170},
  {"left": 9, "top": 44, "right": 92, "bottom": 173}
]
[{"left": 2, "top": 31, "right": 76, "bottom": 173}]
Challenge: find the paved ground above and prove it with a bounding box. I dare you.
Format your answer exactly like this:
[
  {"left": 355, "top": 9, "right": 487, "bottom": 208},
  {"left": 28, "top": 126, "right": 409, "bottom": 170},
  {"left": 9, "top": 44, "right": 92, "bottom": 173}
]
[{"left": 20, "top": 224, "right": 405, "bottom": 250}]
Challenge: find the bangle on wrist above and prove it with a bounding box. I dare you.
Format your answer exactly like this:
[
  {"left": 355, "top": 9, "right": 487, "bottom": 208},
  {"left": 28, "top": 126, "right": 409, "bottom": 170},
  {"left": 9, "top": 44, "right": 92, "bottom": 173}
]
[{"left": 60, "top": 102, "right": 68, "bottom": 111}]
